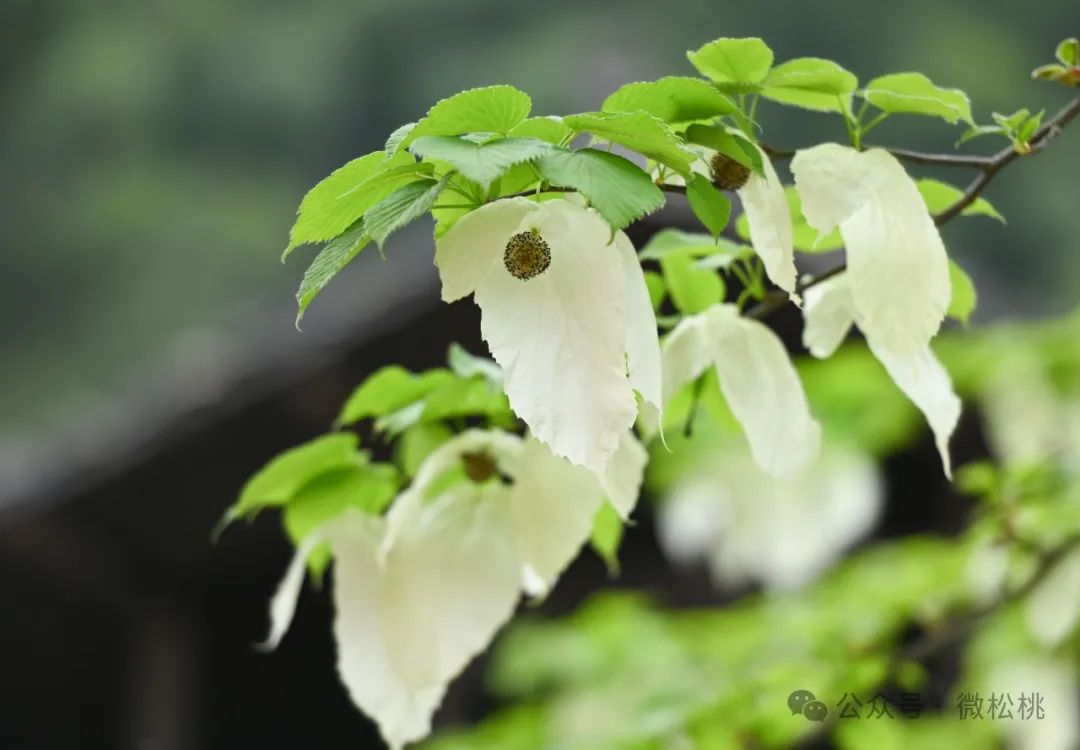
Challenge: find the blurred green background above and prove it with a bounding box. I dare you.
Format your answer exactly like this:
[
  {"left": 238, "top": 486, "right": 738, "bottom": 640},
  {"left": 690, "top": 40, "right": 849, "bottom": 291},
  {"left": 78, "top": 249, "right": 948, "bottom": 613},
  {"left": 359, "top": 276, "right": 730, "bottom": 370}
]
[{"left": 3, "top": 0, "right": 1077, "bottom": 434}]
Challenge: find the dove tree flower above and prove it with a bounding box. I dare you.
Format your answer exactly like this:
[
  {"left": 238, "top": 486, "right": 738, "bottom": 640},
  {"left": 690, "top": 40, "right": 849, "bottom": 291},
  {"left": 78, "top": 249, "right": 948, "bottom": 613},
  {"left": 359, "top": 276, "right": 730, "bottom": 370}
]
[
  {"left": 792, "top": 144, "right": 961, "bottom": 476},
  {"left": 262, "top": 428, "right": 646, "bottom": 749},
  {"left": 660, "top": 302, "right": 821, "bottom": 477},
  {"left": 435, "top": 197, "right": 661, "bottom": 479},
  {"left": 657, "top": 443, "right": 882, "bottom": 589}
]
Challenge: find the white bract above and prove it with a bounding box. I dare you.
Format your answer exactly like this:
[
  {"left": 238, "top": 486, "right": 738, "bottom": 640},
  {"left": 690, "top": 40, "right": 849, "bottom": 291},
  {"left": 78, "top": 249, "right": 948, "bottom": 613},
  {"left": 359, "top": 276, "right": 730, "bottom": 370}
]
[
  {"left": 792, "top": 144, "right": 959, "bottom": 477},
  {"left": 663, "top": 144, "right": 797, "bottom": 297},
  {"left": 792, "top": 143, "right": 951, "bottom": 360},
  {"left": 660, "top": 302, "right": 821, "bottom": 477},
  {"left": 657, "top": 443, "right": 882, "bottom": 589},
  {"left": 262, "top": 428, "right": 646, "bottom": 749},
  {"left": 802, "top": 273, "right": 961, "bottom": 477},
  {"left": 435, "top": 197, "right": 661, "bottom": 479},
  {"left": 736, "top": 145, "right": 798, "bottom": 298},
  {"left": 1025, "top": 546, "right": 1080, "bottom": 648}
]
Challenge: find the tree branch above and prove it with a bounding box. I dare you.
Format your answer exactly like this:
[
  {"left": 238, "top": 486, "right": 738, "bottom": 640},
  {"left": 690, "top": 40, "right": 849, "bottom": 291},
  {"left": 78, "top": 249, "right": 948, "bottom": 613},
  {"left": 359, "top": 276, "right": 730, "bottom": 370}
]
[{"left": 747, "top": 96, "right": 1080, "bottom": 321}]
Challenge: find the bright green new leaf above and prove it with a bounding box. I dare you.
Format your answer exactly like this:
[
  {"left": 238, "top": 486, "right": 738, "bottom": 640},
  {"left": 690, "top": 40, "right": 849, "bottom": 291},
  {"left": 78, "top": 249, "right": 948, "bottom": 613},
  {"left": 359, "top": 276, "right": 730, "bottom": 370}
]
[
  {"left": 589, "top": 502, "right": 625, "bottom": 574},
  {"left": 534, "top": 148, "right": 665, "bottom": 230},
  {"left": 687, "top": 37, "right": 774, "bottom": 91},
  {"left": 763, "top": 57, "right": 857, "bottom": 113},
  {"left": 365, "top": 176, "right": 451, "bottom": 249},
  {"left": 283, "top": 462, "right": 400, "bottom": 577},
  {"left": 447, "top": 343, "right": 503, "bottom": 386},
  {"left": 385, "top": 122, "right": 416, "bottom": 154},
  {"left": 421, "top": 375, "right": 512, "bottom": 423},
  {"left": 227, "top": 433, "right": 363, "bottom": 522},
  {"left": 916, "top": 178, "right": 1005, "bottom": 223},
  {"left": 1056, "top": 37, "right": 1080, "bottom": 67},
  {"left": 409, "top": 136, "right": 553, "bottom": 190},
  {"left": 562, "top": 111, "right": 695, "bottom": 176},
  {"left": 862, "top": 72, "right": 974, "bottom": 125},
  {"left": 295, "top": 222, "right": 370, "bottom": 325},
  {"left": 947, "top": 259, "right": 977, "bottom": 324},
  {"left": 601, "top": 77, "right": 738, "bottom": 124},
  {"left": 685, "top": 173, "right": 732, "bottom": 238},
  {"left": 508, "top": 116, "right": 573, "bottom": 144},
  {"left": 283, "top": 462, "right": 399, "bottom": 542},
  {"left": 396, "top": 85, "right": 533, "bottom": 152},
  {"left": 337, "top": 366, "right": 456, "bottom": 426},
  {"left": 285, "top": 150, "right": 422, "bottom": 253},
  {"left": 643, "top": 270, "right": 667, "bottom": 311},
  {"left": 682, "top": 124, "right": 762, "bottom": 172},
  {"left": 660, "top": 251, "right": 725, "bottom": 314},
  {"left": 396, "top": 423, "right": 454, "bottom": 478},
  {"left": 641, "top": 228, "right": 744, "bottom": 260}
]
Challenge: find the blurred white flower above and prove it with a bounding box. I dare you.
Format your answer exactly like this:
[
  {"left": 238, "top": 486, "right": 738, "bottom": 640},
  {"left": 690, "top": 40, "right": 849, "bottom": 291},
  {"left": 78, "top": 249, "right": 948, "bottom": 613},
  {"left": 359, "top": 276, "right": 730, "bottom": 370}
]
[
  {"left": 660, "top": 302, "right": 821, "bottom": 477},
  {"left": 1025, "top": 546, "right": 1080, "bottom": 647},
  {"left": 991, "top": 659, "right": 1079, "bottom": 750},
  {"left": 435, "top": 197, "right": 661, "bottom": 479},
  {"left": 657, "top": 444, "right": 882, "bottom": 589},
  {"left": 261, "top": 428, "right": 645, "bottom": 749},
  {"left": 802, "top": 273, "right": 961, "bottom": 477}
]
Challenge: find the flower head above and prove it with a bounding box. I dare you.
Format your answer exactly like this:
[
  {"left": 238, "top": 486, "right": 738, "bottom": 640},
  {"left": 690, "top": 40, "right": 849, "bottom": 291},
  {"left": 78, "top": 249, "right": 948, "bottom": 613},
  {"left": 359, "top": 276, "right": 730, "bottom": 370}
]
[
  {"left": 262, "top": 428, "right": 646, "bottom": 749},
  {"left": 435, "top": 197, "right": 661, "bottom": 479}
]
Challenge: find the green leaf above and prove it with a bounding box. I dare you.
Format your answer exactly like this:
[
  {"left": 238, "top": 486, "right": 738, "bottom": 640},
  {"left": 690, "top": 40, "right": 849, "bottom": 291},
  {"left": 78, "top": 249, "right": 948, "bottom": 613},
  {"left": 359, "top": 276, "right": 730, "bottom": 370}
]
[
  {"left": 396, "top": 422, "right": 453, "bottom": 478},
  {"left": 447, "top": 344, "right": 503, "bottom": 386},
  {"left": 283, "top": 462, "right": 400, "bottom": 577},
  {"left": 365, "top": 176, "right": 451, "bottom": 249},
  {"left": 285, "top": 150, "right": 423, "bottom": 253},
  {"left": 660, "top": 251, "right": 724, "bottom": 314},
  {"left": 643, "top": 270, "right": 666, "bottom": 311},
  {"left": 534, "top": 148, "right": 665, "bottom": 230},
  {"left": 562, "top": 111, "right": 695, "bottom": 176},
  {"left": 589, "top": 502, "right": 625, "bottom": 574},
  {"left": 601, "top": 77, "right": 737, "bottom": 124},
  {"left": 685, "top": 174, "right": 732, "bottom": 238},
  {"left": 916, "top": 178, "right": 1005, "bottom": 223},
  {"left": 1056, "top": 38, "right": 1080, "bottom": 67},
  {"left": 397, "top": 86, "right": 532, "bottom": 152},
  {"left": 337, "top": 367, "right": 455, "bottom": 426},
  {"left": 409, "top": 136, "right": 553, "bottom": 190},
  {"left": 682, "top": 124, "right": 762, "bottom": 172},
  {"left": 947, "top": 259, "right": 977, "bottom": 324},
  {"left": 295, "top": 222, "right": 370, "bottom": 325},
  {"left": 861, "top": 72, "right": 974, "bottom": 125},
  {"left": 283, "top": 462, "right": 399, "bottom": 541},
  {"left": 641, "top": 227, "right": 747, "bottom": 261},
  {"left": 686, "top": 37, "right": 774, "bottom": 92},
  {"left": 1031, "top": 63, "right": 1080, "bottom": 87},
  {"left": 762, "top": 57, "right": 857, "bottom": 113},
  {"left": 385, "top": 122, "right": 416, "bottom": 154},
  {"left": 508, "top": 116, "right": 573, "bottom": 144},
  {"left": 226, "top": 433, "right": 363, "bottom": 522},
  {"left": 421, "top": 376, "right": 512, "bottom": 423}
]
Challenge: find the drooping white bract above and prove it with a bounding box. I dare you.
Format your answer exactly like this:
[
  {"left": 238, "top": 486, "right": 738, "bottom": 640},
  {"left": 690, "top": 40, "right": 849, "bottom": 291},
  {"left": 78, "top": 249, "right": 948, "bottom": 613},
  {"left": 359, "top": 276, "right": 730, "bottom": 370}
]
[
  {"left": 802, "top": 273, "right": 961, "bottom": 477},
  {"left": 262, "top": 428, "right": 646, "bottom": 749},
  {"left": 792, "top": 143, "right": 951, "bottom": 360},
  {"left": 737, "top": 145, "right": 798, "bottom": 298},
  {"left": 660, "top": 302, "right": 821, "bottom": 477},
  {"left": 1025, "top": 546, "right": 1080, "bottom": 648},
  {"left": 662, "top": 144, "right": 797, "bottom": 298},
  {"left": 435, "top": 197, "right": 661, "bottom": 479},
  {"left": 657, "top": 443, "right": 882, "bottom": 589}
]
